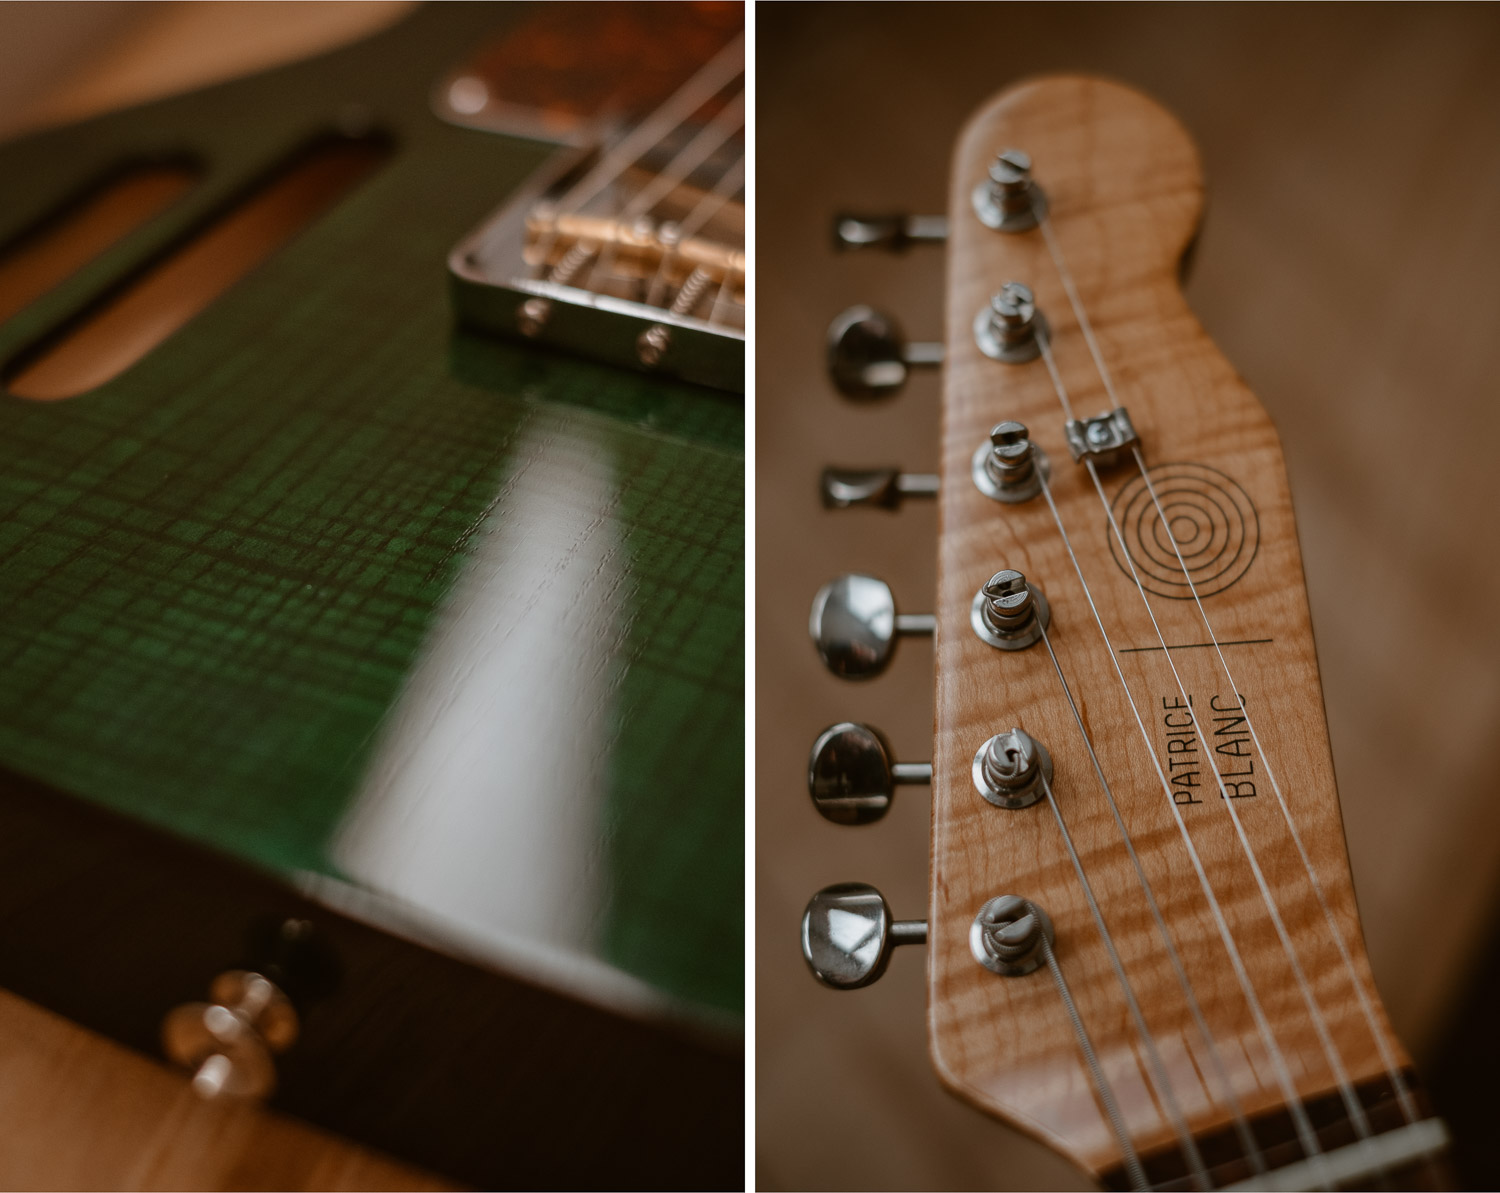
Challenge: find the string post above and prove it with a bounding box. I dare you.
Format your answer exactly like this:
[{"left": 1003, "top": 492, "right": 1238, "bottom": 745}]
[
  {"left": 973, "top": 148, "right": 1049, "bottom": 232},
  {"left": 974, "top": 282, "right": 1047, "bottom": 363},
  {"left": 972, "top": 727, "right": 1053, "bottom": 809},
  {"left": 971, "top": 569, "right": 1050, "bottom": 651},
  {"left": 1065, "top": 407, "right": 1140, "bottom": 468},
  {"left": 970, "top": 894, "right": 1054, "bottom": 976},
  {"left": 973, "top": 419, "right": 1049, "bottom": 502}
]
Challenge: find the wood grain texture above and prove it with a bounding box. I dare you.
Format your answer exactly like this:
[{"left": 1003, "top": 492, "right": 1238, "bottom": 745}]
[{"left": 929, "top": 77, "right": 1405, "bottom": 1174}]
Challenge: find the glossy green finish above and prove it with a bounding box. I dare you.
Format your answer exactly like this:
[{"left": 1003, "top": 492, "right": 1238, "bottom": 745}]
[{"left": 0, "top": 6, "right": 742, "bottom": 1015}]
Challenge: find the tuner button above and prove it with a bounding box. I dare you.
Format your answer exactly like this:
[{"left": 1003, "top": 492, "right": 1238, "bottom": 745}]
[
  {"left": 826, "top": 306, "right": 943, "bottom": 400},
  {"left": 832, "top": 212, "right": 947, "bottom": 252},
  {"left": 801, "top": 882, "right": 927, "bottom": 989},
  {"left": 161, "top": 971, "right": 298, "bottom": 1102},
  {"left": 808, "top": 722, "right": 932, "bottom": 826},
  {"left": 809, "top": 574, "right": 934, "bottom": 679},
  {"left": 820, "top": 467, "right": 938, "bottom": 510}
]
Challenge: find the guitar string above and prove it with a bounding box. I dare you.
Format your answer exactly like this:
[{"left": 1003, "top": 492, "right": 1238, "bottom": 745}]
[
  {"left": 1035, "top": 455, "right": 1322, "bottom": 1173},
  {"left": 1033, "top": 901, "right": 1151, "bottom": 1192},
  {"left": 1029, "top": 229, "right": 1376, "bottom": 1175},
  {"left": 1126, "top": 443, "right": 1422, "bottom": 1127},
  {"left": 1083, "top": 448, "right": 1372, "bottom": 1147},
  {"left": 1029, "top": 733, "right": 1211, "bottom": 1188},
  {"left": 581, "top": 89, "right": 745, "bottom": 298},
  {"left": 1035, "top": 614, "right": 1264, "bottom": 1177},
  {"left": 1038, "top": 209, "right": 1416, "bottom": 1132},
  {"left": 643, "top": 157, "right": 744, "bottom": 311},
  {"left": 527, "top": 36, "right": 743, "bottom": 283}
]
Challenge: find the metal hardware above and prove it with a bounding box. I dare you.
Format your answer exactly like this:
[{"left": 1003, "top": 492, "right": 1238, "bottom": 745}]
[
  {"left": 162, "top": 970, "right": 299, "bottom": 1101},
  {"left": 972, "top": 149, "right": 1049, "bottom": 232},
  {"left": 801, "top": 882, "right": 926, "bottom": 989},
  {"left": 970, "top": 894, "right": 1054, "bottom": 976},
  {"left": 808, "top": 722, "right": 930, "bottom": 826},
  {"left": 827, "top": 305, "right": 943, "bottom": 399},
  {"left": 973, "top": 282, "right": 1047, "bottom": 363},
  {"left": 971, "top": 569, "right": 1050, "bottom": 651},
  {"left": 832, "top": 212, "right": 948, "bottom": 252},
  {"left": 635, "top": 265, "right": 715, "bottom": 366},
  {"left": 971, "top": 420, "right": 1049, "bottom": 503},
  {"left": 810, "top": 573, "right": 933, "bottom": 679},
  {"left": 971, "top": 727, "right": 1054, "bottom": 809},
  {"left": 1065, "top": 407, "right": 1140, "bottom": 467},
  {"left": 820, "top": 466, "right": 938, "bottom": 510}
]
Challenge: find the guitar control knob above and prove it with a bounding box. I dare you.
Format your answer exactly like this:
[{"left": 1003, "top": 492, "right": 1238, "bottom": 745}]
[
  {"left": 810, "top": 573, "right": 934, "bottom": 679},
  {"left": 820, "top": 466, "right": 938, "bottom": 510},
  {"left": 827, "top": 306, "right": 943, "bottom": 399},
  {"left": 801, "top": 882, "right": 927, "bottom": 989},
  {"left": 808, "top": 722, "right": 931, "bottom": 825},
  {"left": 832, "top": 212, "right": 947, "bottom": 252},
  {"left": 162, "top": 970, "right": 298, "bottom": 1101}
]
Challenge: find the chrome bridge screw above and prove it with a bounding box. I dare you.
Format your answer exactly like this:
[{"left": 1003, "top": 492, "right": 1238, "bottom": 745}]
[
  {"left": 517, "top": 239, "right": 598, "bottom": 338},
  {"left": 971, "top": 727, "right": 1053, "bottom": 809},
  {"left": 972, "top": 149, "right": 1049, "bottom": 232},
  {"left": 637, "top": 265, "right": 716, "bottom": 367},
  {"left": 970, "top": 568, "right": 1050, "bottom": 651},
  {"left": 974, "top": 281, "right": 1047, "bottom": 363},
  {"left": 970, "top": 894, "right": 1055, "bottom": 976},
  {"left": 972, "top": 420, "right": 1049, "bottom": 503}
]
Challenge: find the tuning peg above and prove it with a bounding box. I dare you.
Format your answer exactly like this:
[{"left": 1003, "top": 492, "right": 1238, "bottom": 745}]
[
  {"left": 808, "top": 722, "right": 931, "bottom": 825},
  {"left": 820, "top": 466, "right": 938, "bottom": 510},
  {"left": 832, "top": 212, "right": 947, "bottom": 252},
  {"left": 810, "top": 573, "right": 934, "bottom": 679},
  {"left": 826, "top": 306, "right": 943, "bottom": 400},
  {"left": 801, "top": 882, "right": 927, "bottom": 989}
]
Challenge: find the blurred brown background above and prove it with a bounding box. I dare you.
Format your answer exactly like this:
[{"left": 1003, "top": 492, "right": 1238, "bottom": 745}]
[
  {"left": 756, "top": 3, "right": 1500, "bottom": 1189},
  {"left": 0, "top": 4, "right": 447, "bottom": 1189}
]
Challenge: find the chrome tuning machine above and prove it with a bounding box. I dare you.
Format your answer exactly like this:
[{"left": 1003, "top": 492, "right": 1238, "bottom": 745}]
[
  {"left": 801, "top": 882, "right": 927, "bottom": 989},
  {"left": 809, "top": 573, "right": 933, "bottom": 679},
  {"left": 820, "top": 466, "right": 937, "bottom": 510},
  {"left": 832, "top": 212, "right": 947, "bottom": 252},
  {"left": 826, "top": 306, "right": 943, "bottom": 399},
  {"left": 808, "top": 722, "right": 930, "bottom": 825}
]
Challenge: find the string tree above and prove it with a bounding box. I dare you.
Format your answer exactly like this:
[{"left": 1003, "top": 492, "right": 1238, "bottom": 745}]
[{"left": 1064, "top": 407, "right": 1140, "bottom": 468}]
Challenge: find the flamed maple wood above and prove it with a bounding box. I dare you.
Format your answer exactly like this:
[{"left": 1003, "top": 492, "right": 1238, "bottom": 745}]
[{"left": 930, "top": 76, "right": 1412, "bottom": 1179}]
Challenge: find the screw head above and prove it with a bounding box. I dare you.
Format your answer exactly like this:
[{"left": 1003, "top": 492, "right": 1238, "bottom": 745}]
[{"left": 1086, "top": 419, "right": 1114, "bottom": 446}]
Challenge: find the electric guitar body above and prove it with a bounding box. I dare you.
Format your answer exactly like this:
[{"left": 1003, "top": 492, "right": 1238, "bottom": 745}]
[
  {"left": 799, "top": 75, "right": 1452, "bottom": 1190},
  {"left": 0, "top": 4, "right": 744, "bottom": 1188}
]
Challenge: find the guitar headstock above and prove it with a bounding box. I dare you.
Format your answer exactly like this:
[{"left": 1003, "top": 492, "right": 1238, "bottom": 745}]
[{"left": 802, "top": 76, "right": 1451, "bottom": 1189}]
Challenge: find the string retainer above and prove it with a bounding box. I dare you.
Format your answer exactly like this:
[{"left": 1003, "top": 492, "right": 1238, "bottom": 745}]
[{"left": 1065, "top": 407, "right": 1139, "bottom": 467}]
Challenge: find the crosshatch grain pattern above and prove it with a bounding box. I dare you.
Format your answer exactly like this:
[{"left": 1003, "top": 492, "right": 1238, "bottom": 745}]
[{"left": 929, "top": 77, "right": 1408, "bottom": 1175}]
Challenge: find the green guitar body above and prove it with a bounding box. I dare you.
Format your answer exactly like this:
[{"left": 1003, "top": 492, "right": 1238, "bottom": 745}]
[{"left": 0, "top": 5, "right": 742, "bottom": 1187}]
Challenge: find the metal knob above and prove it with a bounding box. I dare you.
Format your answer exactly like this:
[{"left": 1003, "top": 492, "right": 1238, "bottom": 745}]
[
  {"left": 808, "top": 722, "right": 931, "bottom": 825},
  {"left": 820, "top": 466, "right": 938, "bottom": 510},
  {"left": 801, "top": 882, "right": 927, "bottom": 989},
  {"left": 826, "top": 306, "right": 943, "bottom": 399},
  {"left": 162, "top": 970, "right": 299, "bottom": 1101},
  {"left": 832, "top": 212, "right": 947, "bottom": 252},
  {"left": 810, "top": 573, "right": 934, "bottom": 679}
]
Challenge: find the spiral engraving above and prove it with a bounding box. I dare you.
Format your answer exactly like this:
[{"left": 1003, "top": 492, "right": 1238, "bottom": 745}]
[{"left": 1107, "top": 462, "right": 1260, "bottom": 599}]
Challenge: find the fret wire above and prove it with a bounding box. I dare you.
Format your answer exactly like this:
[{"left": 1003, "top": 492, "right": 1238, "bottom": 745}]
[
  {"left": 1033, "top": 761, "right": 1212, "bottom": 1188},
  {"left": 1036, "top": 617, "right": 1263, "bottom": 1177},
  {"left": 1036, "top": 462, "right": 1323, "bottom": 1175},
  {"left": 1036, "top": 204, "right": 1423, "bottom": 1152}
]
